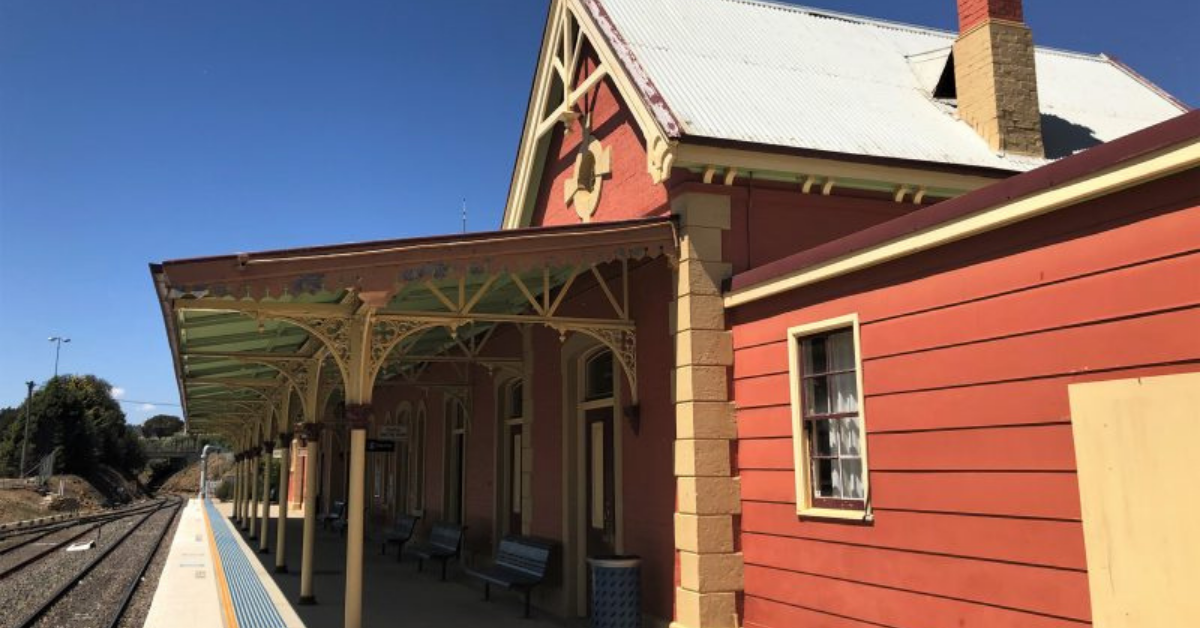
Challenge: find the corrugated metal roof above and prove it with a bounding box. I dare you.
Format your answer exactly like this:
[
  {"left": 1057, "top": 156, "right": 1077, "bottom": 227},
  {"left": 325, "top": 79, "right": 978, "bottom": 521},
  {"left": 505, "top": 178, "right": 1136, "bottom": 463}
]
[{"left": 591, "top": 0, "right": 1187, "bottom": 171}]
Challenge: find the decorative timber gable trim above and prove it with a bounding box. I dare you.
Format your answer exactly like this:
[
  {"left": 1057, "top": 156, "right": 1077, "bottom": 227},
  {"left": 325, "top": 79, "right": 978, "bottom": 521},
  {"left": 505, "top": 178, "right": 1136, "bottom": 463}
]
[
  {"left": 502, "top": 0, "right": 679, "bottom": 230},
  {"left": 501, "top": 0, "right": 1015, "bottom": 231}
]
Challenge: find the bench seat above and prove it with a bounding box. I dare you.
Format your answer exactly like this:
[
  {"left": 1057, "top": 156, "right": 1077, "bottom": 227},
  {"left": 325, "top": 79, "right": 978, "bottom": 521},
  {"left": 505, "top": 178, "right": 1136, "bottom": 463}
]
[
  {"left": 404, "top": 522, "right": 465, "bottom": 581},
  {"left": 465, "top": 564, "right": 543, "bottom": 589},
  {"left": 381, "top": 514, "right": 420, "bottom": 561},
  {"left": 463, "top": 535, "right": 554, "bottom": 617},
  {"left": 319, "top": 501, "right": 346, "bottom": 532}
]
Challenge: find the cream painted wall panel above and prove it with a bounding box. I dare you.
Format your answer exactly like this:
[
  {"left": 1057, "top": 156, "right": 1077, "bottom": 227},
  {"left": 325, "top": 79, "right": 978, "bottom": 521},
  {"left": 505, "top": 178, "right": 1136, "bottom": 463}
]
[{"left": 1069, "top": 372, "right": 1200, "bottom": 628}]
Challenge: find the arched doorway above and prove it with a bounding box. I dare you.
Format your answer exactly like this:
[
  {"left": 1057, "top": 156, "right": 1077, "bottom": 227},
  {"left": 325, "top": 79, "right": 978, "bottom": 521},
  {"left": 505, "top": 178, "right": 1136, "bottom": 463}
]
[
  {"left": 581, "top": 349, "right": 618, "bottom": 558},
  {"left": 564, "top": 341, "right": 623, "bottom": 617}
]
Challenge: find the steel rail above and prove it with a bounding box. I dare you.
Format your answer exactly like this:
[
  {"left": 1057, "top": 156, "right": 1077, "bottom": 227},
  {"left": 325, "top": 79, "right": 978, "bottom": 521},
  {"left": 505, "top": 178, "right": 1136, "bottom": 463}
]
[
  {"left": 12, "top": 498, "right": 179, "bottom": 628},
  {"left": 0, "top": 500, "right": 165, "bottom": 568},
  {"left": 104, "top": 497, "right": 184, "bottom": 628},
  {"left": 0, "top": 498, "right": 165, "bottom": 543}
]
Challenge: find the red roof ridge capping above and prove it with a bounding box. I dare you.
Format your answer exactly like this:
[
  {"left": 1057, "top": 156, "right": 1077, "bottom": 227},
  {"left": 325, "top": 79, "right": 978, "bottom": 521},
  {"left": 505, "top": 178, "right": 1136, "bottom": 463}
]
[{"left": 728, "top": 110, "right": 1200, "bottom": 295}]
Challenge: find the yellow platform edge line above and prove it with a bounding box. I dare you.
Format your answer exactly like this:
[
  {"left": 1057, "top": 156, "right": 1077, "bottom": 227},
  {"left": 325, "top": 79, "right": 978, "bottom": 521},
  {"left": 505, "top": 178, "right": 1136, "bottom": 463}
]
[{"left": 202, "top": 500, "right": 240, "bottom": 628}]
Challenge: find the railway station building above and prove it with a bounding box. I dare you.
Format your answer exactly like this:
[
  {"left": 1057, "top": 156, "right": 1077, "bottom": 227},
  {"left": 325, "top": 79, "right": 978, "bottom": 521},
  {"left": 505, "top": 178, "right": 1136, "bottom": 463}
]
[{"left": 150, "top": 1, "right": 1199, "bottom": 627}]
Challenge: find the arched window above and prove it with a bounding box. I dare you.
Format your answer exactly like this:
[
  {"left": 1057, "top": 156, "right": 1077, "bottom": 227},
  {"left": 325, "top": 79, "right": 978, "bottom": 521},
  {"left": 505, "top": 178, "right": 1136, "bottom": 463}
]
[
  {"left": 584, "top": 349, "right": 614, "bottom": 401},
  {"left": 506, "top": 381, "right": 524, "bottom": 420}
]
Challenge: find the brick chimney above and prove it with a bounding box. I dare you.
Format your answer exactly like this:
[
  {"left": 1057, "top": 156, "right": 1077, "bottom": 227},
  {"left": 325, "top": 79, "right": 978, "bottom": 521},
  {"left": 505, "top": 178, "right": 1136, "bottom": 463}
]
[{"left": 953, "top": 0, "right": 1045, "bottom": 157}]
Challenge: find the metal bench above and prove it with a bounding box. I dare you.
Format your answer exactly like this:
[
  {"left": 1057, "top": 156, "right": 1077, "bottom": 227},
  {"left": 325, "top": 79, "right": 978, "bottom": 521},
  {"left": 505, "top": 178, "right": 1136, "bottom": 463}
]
[
  {"left": 463, "top": 536, "right": 554, "bottom": 617},
  {"left": 319, "top": 501, "right": 346, "bottom": 532},
  {"left": 380, "top": 514, "right": 420, "bottom": 561},
  {"left": 405, "top": 521, "right": 465, "bottom": 581}
]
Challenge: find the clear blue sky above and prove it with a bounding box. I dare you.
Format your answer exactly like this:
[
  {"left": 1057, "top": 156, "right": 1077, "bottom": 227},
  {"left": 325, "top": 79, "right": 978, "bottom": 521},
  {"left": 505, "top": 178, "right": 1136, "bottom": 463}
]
[{"left": 1, "top": 0, "right": 1195, "bottom": 419}]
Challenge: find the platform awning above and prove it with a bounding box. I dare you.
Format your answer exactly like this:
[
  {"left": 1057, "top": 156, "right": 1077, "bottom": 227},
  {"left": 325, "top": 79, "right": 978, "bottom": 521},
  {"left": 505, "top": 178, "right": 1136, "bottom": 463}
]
[{"left": 150, "top": 217, "right": 677, "bottom": 439}]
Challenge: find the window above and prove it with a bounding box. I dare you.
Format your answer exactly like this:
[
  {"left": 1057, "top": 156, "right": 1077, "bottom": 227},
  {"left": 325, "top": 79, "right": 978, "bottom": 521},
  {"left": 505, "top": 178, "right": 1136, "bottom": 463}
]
[
  {"left": 506, "top": 381, "right": 524, "bottom": 420},
  {"left": 788, "top": 315, "right": 869, "bottom": 516},
  {"left": 584, "top": 350, "right": 614, "bottom": 401}
]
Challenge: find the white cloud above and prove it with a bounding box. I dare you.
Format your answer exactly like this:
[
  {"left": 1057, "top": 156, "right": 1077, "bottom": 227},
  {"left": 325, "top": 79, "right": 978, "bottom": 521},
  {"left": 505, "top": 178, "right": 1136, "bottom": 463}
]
[
  {"left": 139, "top": 403, "right": 156, "bottom": 412},
  {"left": 112, "top": 387, "right": 126, "bottom": 399}
]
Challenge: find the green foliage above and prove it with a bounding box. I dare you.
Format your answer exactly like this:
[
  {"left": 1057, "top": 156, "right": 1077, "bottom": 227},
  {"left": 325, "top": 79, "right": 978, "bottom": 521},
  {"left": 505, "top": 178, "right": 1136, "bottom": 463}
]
[
  {"left": 145, "top": 457, "right": 185, "bottom": 488},
  {"left": 0, "top": 375, "right": 146, "bottom": 477},
  {"left": 141, "top": 414, "right": 184, "bottom": 438},
  {"left": 215, "top": 478, "right": 234, "bottom": 501}
]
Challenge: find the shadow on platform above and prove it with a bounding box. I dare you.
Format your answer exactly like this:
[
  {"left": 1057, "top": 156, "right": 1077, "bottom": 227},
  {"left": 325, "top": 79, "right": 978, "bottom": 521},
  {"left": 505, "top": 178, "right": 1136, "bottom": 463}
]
[{"left": 218, "top": 504, "right": 576, "bottom": 627}]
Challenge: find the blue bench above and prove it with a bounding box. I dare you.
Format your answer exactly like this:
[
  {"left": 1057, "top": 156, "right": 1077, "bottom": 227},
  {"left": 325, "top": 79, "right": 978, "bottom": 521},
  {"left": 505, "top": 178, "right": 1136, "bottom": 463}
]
[
  {"left": 380, "top": 514, "right": 420, "bottom": 561},
  {"left": 406, "top": 522, "right": 465, "bottom": 581},
  {"left": 319, "top": 501, "right": 345, "bottom": 532},
  {"left": 463, "top": 536, "right": 554, "bottom": 617}
]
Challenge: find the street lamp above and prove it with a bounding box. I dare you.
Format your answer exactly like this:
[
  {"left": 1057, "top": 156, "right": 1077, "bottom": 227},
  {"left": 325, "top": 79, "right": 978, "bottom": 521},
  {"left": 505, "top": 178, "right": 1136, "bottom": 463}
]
[
  {"left": 48, "top": 336, "right": 70, "bottom": 378},
  {"left": 19, "top": 381, "right": 34, "bottom": 477}
]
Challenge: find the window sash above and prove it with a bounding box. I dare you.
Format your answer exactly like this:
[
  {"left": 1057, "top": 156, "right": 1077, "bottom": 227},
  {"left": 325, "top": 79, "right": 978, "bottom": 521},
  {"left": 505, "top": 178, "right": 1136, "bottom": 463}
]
[{"left": 799, "top": 328, "right": 865, "bottom": 511}]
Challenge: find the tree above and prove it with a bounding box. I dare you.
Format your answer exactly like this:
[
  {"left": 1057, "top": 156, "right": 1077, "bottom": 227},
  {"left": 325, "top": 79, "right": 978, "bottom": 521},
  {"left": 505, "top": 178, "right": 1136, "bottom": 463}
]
[
  {"left": 0, "top": 375, "right": 145, "bottom": 477},
  {"left": 141, "top": 414, "right": 184, "bottom": 438}
]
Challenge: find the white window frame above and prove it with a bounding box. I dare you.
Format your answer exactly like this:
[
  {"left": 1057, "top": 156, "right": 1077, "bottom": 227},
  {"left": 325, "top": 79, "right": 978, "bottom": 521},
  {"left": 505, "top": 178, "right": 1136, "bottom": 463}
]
[{"left": 786, "top": 313, "right": 871, "bottom": 520}]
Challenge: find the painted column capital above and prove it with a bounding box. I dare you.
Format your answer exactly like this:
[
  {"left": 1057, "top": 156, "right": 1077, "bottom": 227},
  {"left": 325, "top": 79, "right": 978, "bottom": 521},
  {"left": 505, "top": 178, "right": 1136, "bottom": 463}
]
[
  {"left": 297, "top": 422, "right": 324, "bottom": 444},
  {"left": 345, "top": 403, "right": 373, "bottom": 431}
]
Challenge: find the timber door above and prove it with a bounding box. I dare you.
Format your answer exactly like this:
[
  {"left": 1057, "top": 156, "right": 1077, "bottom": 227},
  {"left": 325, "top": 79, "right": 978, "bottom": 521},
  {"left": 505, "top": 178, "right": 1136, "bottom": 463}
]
[
  {"left": 574, "top": 348, "right": 620, "bottom": 616},
  {"left": 584, "top": 407, "right": 616, "bottom": 556},
  {"left": 501, "top": 379, "right": 526, "bottom": 535},
  {"left": 506, "top": 423, "right": 524, "bottom": 534}
]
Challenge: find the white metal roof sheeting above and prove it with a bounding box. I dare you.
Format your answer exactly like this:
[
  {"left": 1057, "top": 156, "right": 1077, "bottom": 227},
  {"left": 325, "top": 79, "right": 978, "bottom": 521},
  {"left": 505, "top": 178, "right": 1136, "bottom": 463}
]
[{"left": 593, "top": 0, "right": 1187, "bottom": 171}]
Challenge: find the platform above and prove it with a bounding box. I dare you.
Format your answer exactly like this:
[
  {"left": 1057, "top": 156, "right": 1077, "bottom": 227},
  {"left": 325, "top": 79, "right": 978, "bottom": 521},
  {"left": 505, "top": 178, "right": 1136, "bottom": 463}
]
[
  {"left": 145, "top": 499, "right": 305, "bottom": 628},
  {"left": 147, "top": 499, "right": 574, "bottom": 628},
  {"left": 212, "top": 502, "right": 577, "bottom": 628}
]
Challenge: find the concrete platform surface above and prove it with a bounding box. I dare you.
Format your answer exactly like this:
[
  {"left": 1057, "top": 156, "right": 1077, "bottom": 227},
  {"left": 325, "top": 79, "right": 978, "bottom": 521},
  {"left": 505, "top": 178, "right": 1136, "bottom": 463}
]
[
  {"left": 145, "top": 499, "right": 305, "bottom": 628},
  {"left": 214, "top": 501, "right": 581, "bottom": 627}
]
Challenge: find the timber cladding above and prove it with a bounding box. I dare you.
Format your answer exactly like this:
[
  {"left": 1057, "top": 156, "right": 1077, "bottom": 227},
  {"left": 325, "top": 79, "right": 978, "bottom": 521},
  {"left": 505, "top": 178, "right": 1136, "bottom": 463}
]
[{"left": 727, "top": 170, "right": 1200, "bottom": 628}]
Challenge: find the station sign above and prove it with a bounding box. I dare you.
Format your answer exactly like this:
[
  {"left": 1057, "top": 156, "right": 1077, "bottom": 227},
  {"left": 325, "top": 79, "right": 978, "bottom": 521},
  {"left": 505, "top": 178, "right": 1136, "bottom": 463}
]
[
  {"left": 378, "top": 424, "right": 408, "bottom": 441},
  {"left": 366, "top": 439, "right": 396, "bottom": 453}
]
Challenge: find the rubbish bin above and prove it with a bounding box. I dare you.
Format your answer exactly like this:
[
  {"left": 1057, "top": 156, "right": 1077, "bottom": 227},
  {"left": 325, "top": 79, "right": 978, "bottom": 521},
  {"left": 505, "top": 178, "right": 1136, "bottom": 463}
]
[{"left": 588, "top": 555, "right": 641, "bottom": 628}]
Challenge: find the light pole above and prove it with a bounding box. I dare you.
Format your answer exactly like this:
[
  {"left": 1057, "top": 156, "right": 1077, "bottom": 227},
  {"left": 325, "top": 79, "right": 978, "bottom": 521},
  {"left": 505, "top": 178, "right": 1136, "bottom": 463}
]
[
  {"left": 48, "top": 336, "right": 70, "bottom": 378},
  {"left": 19, "top": 381, "right": 34, "bottom": 477}
]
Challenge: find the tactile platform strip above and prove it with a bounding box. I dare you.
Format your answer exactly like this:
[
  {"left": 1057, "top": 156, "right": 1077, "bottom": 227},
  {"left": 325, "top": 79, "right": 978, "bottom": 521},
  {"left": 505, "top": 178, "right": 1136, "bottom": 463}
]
[{"left": 205, "top": 500, "right": 287, "bottom": 628}]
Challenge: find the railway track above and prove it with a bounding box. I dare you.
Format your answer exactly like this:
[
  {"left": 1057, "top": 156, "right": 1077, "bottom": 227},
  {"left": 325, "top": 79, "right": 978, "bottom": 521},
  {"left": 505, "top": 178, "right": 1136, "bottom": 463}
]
[
  {"left": 0, "top": 500, "right": 166, "bottom": 570},
  {"left": 0, "top": 496, "right": 183, "bottom": 628}
]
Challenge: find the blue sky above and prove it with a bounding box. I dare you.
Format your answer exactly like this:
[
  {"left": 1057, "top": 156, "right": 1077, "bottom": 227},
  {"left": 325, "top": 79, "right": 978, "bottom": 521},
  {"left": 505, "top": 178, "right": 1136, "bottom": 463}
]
[{"left": 1, "top": 0, "right": 1196, "bottom": 418}]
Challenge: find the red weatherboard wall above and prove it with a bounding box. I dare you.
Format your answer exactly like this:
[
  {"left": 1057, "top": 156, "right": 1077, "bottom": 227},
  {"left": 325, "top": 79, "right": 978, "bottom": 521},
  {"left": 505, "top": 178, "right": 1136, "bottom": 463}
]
[
  {"left": 729, "top": 169, "right": 1200, "bottom": 628},
  {"left": 529, "top": 48, "right": 668, "bottom": 227}
]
